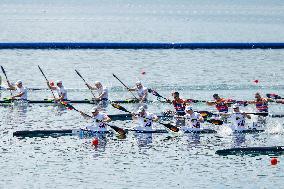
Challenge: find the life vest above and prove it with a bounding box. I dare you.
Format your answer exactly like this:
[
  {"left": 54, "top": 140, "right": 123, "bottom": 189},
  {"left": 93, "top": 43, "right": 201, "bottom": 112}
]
[
  {"left": 255, "top": 98, "right": 268, "bottom": 112},
  {"left": 215, "top": 98, "right": 229, "bottom": 112},
  {"left": 173, "top": 99, "right": 186, "bottom": 114}
]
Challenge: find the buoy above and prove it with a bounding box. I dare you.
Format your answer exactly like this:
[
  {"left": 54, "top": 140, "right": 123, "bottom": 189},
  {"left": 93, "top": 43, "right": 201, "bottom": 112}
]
[
  {"left": 253, "top": 80, "right": 259, "bottom": 84},
  {"left": 271, "top": 158, "right": 278, "bottom": 165},
  {"left": 141, "top": 71, "right": 146, "bottom": 75},
  {"left": 92, "top": 138, "right": 99, "bottom": 146}
]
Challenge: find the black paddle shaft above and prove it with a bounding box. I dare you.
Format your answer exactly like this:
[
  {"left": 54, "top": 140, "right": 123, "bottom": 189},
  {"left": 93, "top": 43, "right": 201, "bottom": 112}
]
[
  {"left": 38, "top": 65, "right": 56, "bottom": 98},
  {"left": 1, "top": 66, "right": 13, "bottom": 96},
  {"left": 112, "top": 74, "right": 139, "bottom": 100},
  {"left": 75, "top": 69, "right": 96, "bottom": 98}
]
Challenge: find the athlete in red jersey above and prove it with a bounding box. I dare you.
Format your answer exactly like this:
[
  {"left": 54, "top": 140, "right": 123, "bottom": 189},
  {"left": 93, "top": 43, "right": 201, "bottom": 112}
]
[
  {"left": 248, "top": 92, "right": 270, "bottom": 112},
  {"left": 166, "top": 92, "right": 190, "bottom": 116},
  {"left": 248, "top": 92, "right": 273, "bottom": 126},
  {"left": 207, "top": 94, "right": 229, "bottom": 113}
]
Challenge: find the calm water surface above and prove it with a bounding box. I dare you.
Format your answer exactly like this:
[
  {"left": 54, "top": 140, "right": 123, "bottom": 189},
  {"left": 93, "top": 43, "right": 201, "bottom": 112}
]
[{"left": 0, "top": 1, "right": 284, "bottom": 188}]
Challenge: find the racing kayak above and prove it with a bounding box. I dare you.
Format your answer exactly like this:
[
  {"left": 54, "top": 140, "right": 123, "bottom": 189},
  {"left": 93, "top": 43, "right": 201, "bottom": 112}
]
[
  {"left": 13, "top": 128, "right": 169, "bottom": 137},
  {"left": 0, "top": 99, "right": 163, "bottom": 104},
  {"left": 13, "top": 127, "right": 264, "bottom": 138},
  {"left": 216, "top": 146, "right": 284, "bottom": 156}
]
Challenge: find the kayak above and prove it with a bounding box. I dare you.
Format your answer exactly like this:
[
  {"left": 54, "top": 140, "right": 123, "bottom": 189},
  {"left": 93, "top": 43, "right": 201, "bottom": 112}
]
[
  {"left": 0, "top": 99, "right": 165, "bottom": 104},
  {"left": 13, "top": 128, "right": 170, "bottom": 138},
  {"left": 216, "top": 146, "right": 284, "bottom": 156}
]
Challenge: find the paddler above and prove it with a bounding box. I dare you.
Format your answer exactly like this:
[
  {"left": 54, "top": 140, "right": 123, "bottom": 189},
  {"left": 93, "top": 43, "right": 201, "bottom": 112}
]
[
  {"left": 165, "top": 91, "right": 191, "bottom": 126},
  {"left": 7, "top": 80, "right": 28, "bottom": 100},
  {"left": 222, "top": 104, "right": 251, "bottom": 131},
  {"left": 248, "top": 92, "right": 270, "bottom": 112},
  {"left": 132, "top": 106, "right": 158, "bottom": 129},
  {"left": 86, "top": 81, "right": 109, "bottom": 102},
  {"left": 80, "top": 106, "right": 111, "bottom": 131},
  {"left": 166, "top": 91, "right": 190, "bottom": 116},
  {"left": 247, "top": 92, "right": 272, "bottom": 126},
  {"left": 127, "top": 81, "right": 148, "bottom": 103},
  {"left": 207, "top": 94, "right": 230, "bottom": 113},
  {"left": 182, "top": 106, "right": 204, "bottom": 130},
  {"left": 47, "top": 80, "right": 67, "bottom": 101}
]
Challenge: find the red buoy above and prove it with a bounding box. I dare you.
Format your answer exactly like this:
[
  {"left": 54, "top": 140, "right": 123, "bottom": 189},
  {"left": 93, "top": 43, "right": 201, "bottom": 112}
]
[
  {"left": 92, "top": 138, "right": 99, "bottom": 146},
  {"left": 271, "top": 158, "right": 278, "bottom": 165},
  {"left": 253, "top": 80, "right": 259, "bottom": 84}
]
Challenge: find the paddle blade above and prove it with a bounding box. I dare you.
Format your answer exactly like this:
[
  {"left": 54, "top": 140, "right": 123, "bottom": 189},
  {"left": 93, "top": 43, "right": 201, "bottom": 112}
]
[
  {"left": 199, "top": 111, "right": 214, "bottom": 118},
  {"left": 207, "top": 119, "right": 223, "bottom": 125},
  {"left": 61, "top": 102, "right": 74, "bottom": 110},
  {"left": 112, "top": 73, "right": 118, "bottom": 79},
  {"left": 187, "top": 99, "right": 200, "bottom": 103},
  {"left": 111, "top": 103, "right": 130, "bottom": 113},
  {"left": 148, "top": 88, "right": 161, "bottom": 98},
  {"left": 3, "top": 97, "right": 12, "bottom": 101},
  {"left": 266, "top": 93, "right": 282, "bottom": 99},
  {"left": 109, "top": 125, "right": 126, "bottom": 135},
  {"left": 235, "top": 100, "right": 248, "bottom": 107},
  {"left": 249, "top": 112, "right": 269, "bottom": 117},
  {"left": 271, "top": 114, "right": 284, "bottom": 118},
  {"left": 160, "top": 122, "right": 179, "bottom": 132}
]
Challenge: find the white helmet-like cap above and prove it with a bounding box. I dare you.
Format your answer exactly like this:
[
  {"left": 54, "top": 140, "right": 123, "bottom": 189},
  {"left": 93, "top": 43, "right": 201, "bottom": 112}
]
[
  {"left": 136, "top": 81, "right": 142, "bottom": 85},
  {"left": 137, "top": 106, "right": 146, "bottom": 113},
  {"left": 94, "top": 81, "right": 101, "bottom": 85},
  {"left": 56, "top": 80, "right": 62, "bottom": 84},
  {"left": 185, "top": 106, "right": 193, "bottom": 111},
  {"left": 16, "top": 80, "right": 22, "bottom": 85},
  {"left": 232, "top": 104, "right": 239, "bottom": 109},
  {"left": 91, "top": 106, "right": 99, "bottom": 113}
]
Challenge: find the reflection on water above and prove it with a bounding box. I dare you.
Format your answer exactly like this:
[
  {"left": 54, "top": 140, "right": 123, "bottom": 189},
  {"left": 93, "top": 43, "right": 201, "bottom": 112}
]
[
  {"left": 232, "top": 133, "right": 246, "bottom": 147},
  {"left": 2, "top": 105, "right": 28, "bottom": 127},
  {"left": 186, "top": 133, "right": 201, "bottom": 145},
  {"left": 134, "top": 133, "right": 153, "bottom": 149}
]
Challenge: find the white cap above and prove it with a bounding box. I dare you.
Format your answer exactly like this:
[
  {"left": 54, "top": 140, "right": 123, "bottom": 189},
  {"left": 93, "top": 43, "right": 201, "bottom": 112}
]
[
  {"left": 136, "top": 81, "right": 142, "bottom": 85},
  {"left": 94, "top": 81, "right": 101, "bottom": 85},
  {"left": 16, "top": 80, "right": 22, "bottom": 85},
  {"left": 185, "top": 106, "right": 193, "bottom": 111},
  {"left": 56, "top": 80, "right": 62, "bottom": 84},
  {"left": 232, "top": 104, "right": 239, "bottom": 109},
  {"left": 137, "top": 106, "right": 146, "bottom": 113},
  {"left": 91, "top": 106, "right": 99, "bottom": 113}
]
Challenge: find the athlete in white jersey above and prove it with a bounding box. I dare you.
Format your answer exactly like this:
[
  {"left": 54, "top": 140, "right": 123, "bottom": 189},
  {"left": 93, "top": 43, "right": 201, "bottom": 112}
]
[
  {"left": 132, "top": 106, "right": 158, "bottom": 130},
  {"left": 47, "top": 80, "right": 67, "bottom": 101},
  {"left": 223, "top": 104, "right": 251, "bottom": 130},
  {"left": 80, "top": 106, "right": 111, "bottom": 131},
  {"left": 182, "top": 106, "right": 204, "bottom": 130},
  {"left": 86, "top": 81, "right": 108, "bottom": 101},
  {"left": 128, "top": 81, "right": 148, "bottom": 102},
  {"left": 7, "top": 80, "right": 28, "bottom": 100}
]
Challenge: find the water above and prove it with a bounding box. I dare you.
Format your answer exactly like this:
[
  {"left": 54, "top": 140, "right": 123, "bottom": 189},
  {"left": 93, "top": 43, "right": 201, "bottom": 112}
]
[
  {"left": 1, "top": 1, "right": 284, "bottom": 188},
  {"left": 0, "top": 0, "right": 284, "bottom": 42}
]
